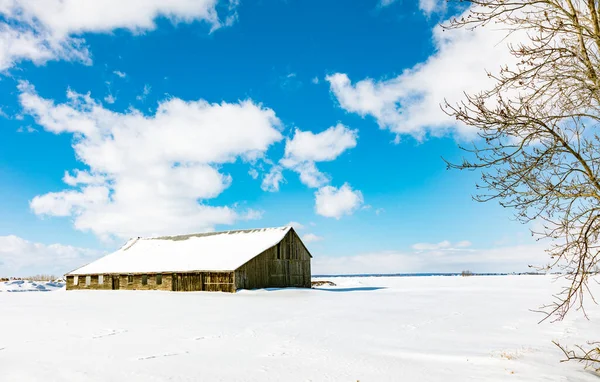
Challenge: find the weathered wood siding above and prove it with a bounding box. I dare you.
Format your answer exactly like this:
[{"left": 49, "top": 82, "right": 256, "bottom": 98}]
[
  {"left": 66, "top": 273, "right": 172, "bottom": 291},
  {"left": 66, "top": 272, "right": 235, "bottom": 292},
  {"left": 203, "top": 272, "right": 235, "bottom": 292},
  {"left": 171, "top": 272, "right": 234, "bottom": 292},
  {"left": 235, "top": 229, "right": 311, "bottom": 290}
]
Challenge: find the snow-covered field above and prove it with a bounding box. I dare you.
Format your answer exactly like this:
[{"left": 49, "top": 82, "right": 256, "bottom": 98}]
[
  {"left": 0, "top": 280, "right": 64, "bottom": 292},
  {"left": 0, "top": 275, "right": 598, "bottom": 381}
]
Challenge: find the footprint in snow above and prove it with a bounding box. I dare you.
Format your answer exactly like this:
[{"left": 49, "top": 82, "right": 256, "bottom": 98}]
[
  {"left": 92, "top": 329, "right": 128, "bottom": 339},
  {"left": 194, "top": 334, "right": 223, "bottom": 340},
  {"left": 193, "top": 329, "right": 254, "bottom": 341},
  {"left": 265, "top": 351, "right": 290, "bottom": 357},
  {"left": 138, "top": 351, "right": 189, "bottom": 361}
]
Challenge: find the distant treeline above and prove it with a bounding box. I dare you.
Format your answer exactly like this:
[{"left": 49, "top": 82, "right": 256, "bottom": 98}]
[{"left": 0, "top": 274, "right": 61, "bottom": 282}]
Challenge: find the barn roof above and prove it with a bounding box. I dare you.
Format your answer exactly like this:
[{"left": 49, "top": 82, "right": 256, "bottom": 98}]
[{"left": 67, "top": 226, "right": 294, "bottom": 275}]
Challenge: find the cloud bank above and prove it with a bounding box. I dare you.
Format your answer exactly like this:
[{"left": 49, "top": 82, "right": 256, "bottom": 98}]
[
  {"left": 0, "top": 0, "right": 237, "bottom": 71},
  {"left": 0, "top": 235, "right": 103, "bottom": 277},
  {"left": 326, "top": 7, "right": 517, "bottom": 140},
  {"left": 313, "top": 243, "right": 549, "bottom": 275},
  {"left": 20, "top": 82, "right": 281, "bottom": 239}
]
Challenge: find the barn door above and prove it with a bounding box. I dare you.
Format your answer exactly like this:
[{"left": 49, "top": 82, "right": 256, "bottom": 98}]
[
  {"left": 112, "top": 276, "right": 120, "bottom": 290},
  {"left": 290, "top": 261, "right": 304, "bottom": 287}
]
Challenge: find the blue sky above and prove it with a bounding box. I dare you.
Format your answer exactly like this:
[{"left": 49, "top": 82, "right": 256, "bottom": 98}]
[{"left": 0, "top": 0, "right": 547, "bottom": 276}]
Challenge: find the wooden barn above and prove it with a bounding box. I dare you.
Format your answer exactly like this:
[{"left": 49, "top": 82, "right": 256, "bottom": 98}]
[{"left": 65, "top": 226, "right": 312, "bottom": 292}]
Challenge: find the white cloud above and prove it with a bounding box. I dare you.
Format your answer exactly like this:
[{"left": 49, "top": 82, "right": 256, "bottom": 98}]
[
  {"left": 418, "top": 0, "right": 445, "bottom": 15},
  {"left": 412, "top": 240, "right": 452, "bottom": 251},
  {"left": 326, "top": 6, "right": 517, "bottom": 140},
  {"left": 104, "top": 94, "right": 116, "bottom": 104},
  {"left": 20, "top": 82, "right": 282, "bottom": 239},
  {"left": 223, "top": 0, "right": 240, "bottom": 27},
  {"left": 113, "top": 70, "right": 126, "bottom": 78},
  {"left": 0, "top": 0, "right": 237, "bottom": 71},
  {"left": 284, "top": 123, "right": 357, "bottom": 163},
  {"left": 240, "top": 209, "right": 263, "bottom": 221},
  {"left": 0, "top": 235, "right": 103, "bottom": 277},
  {"left": 248, "top": 168, "right": 259, "bottom": 180},
  {"left": 136, "top": 84, "right": 152, "bottom": 101},
  {"left": 412, "top": 240, "right": 473, "bottom": 251},
  {"left": 312, "top": 243, "right": 549, "bottom": 275},
  {"left": 311, "top": 76, "right": 319, "bottom": 85},
  {"left": 287, "top": 221, "right": 305, "bottom": 230},
  {"left": 16, "top": 125, "right": 37, "bottom": 133},
  {"left": 290, "top": 161, "right": 329, "bottom": 188},
  {"left": 378, "top": 0, "right": 397, "bottom": 7},
  {"left": 280, "top": 72, "right": 302, "bottom": 91},
  {"left": 302, "top": 233, "right": 323, "bottom": 243},
  {"left": 280, "top": 123, "right": 357, "bottom": 188},
  {"left": 261, "top": 165, "right": 284, "bottom": 192},
  {"left": 315, "top": 183, "right": 363, "bottom": 219},
  {"left": 62, "top": 170, "right": 106, "bottom": 187},
  {"left": 0, "top": 23, "right": 88, "bottom": 72},
  {"left": 378, "top": 0, "right": 444, "bottom": 15},
  {"left": 455, "top": 240, "right": 472, "bottom": 248}
]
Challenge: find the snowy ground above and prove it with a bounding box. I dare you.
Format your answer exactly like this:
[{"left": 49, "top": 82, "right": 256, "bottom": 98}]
[
  {"left": 0, "top": 280, "right": 65, "bottom": 292},
  {"left": 0, "top": 275, "right": 598, "bottom": 381}
]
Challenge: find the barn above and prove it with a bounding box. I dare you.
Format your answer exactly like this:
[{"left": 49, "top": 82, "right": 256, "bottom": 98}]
[{"left": 65, "top": 226, "right": 312, "bottom": 292}]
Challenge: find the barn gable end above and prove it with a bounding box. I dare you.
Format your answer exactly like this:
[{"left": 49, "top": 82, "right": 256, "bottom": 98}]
[{"left": 235, "top": 228, "right": 311, "bottom": 290}]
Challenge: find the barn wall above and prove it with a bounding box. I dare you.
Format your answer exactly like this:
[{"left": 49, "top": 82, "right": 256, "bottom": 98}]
[
  {"left": 117, "top": 274, "right": 173, "bottom": 291},
  {"left": 235, "top": 229, "right": 311, "bottom": 290},
  {"left": 66, "top": 272, "right": 235, "bottom": 292},
  {"left": 172, "top": 272, "right": 234, "bottom": 292},
  {"left": 66, "top": 275, "right": 112, "bottom": 290},
  {"left": 66, "top": 273, "right": 172, "bottom": 291}
]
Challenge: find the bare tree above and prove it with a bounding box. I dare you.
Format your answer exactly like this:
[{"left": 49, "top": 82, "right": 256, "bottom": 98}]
[{"left": 443, "top": 0, "right": 600, "bottom": 368}]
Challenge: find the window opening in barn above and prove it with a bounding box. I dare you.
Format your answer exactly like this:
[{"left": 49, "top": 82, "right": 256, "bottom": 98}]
[
  {"left": 142, "top": 275, "right": 148, "bottom": 285},
  {"left": 98, "top": 275, "right": 104, "bottom": 285},
  {"left": 156, "top": 274, "right": 162, "bottom": 285},
  {"left": 73, "top": 276, "right": 78, "bottom": 286},
  {"left": 85, "top": 275, "right": 91, "bottom": 286},
  {"left": 128, "top": 275, "right": 133, "bottom": 284},
  {"left": 277, "top": 243, "right": 280, "bottom": 260}
]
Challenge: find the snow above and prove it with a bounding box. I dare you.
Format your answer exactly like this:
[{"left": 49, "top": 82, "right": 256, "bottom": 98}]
[
  {"left": 0, "top": 280, "right": 65, "bottom": 292},
  {"left": 0, "top": 275, "right": 599, "bottom": 381},
  {"left": 68, "top": 226, "right": 292, "bottom": 275}
]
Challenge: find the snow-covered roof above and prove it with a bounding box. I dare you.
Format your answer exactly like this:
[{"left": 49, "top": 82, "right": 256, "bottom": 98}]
[{"left": 67, "top": 227, "right": 292, "bottom": 275}]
